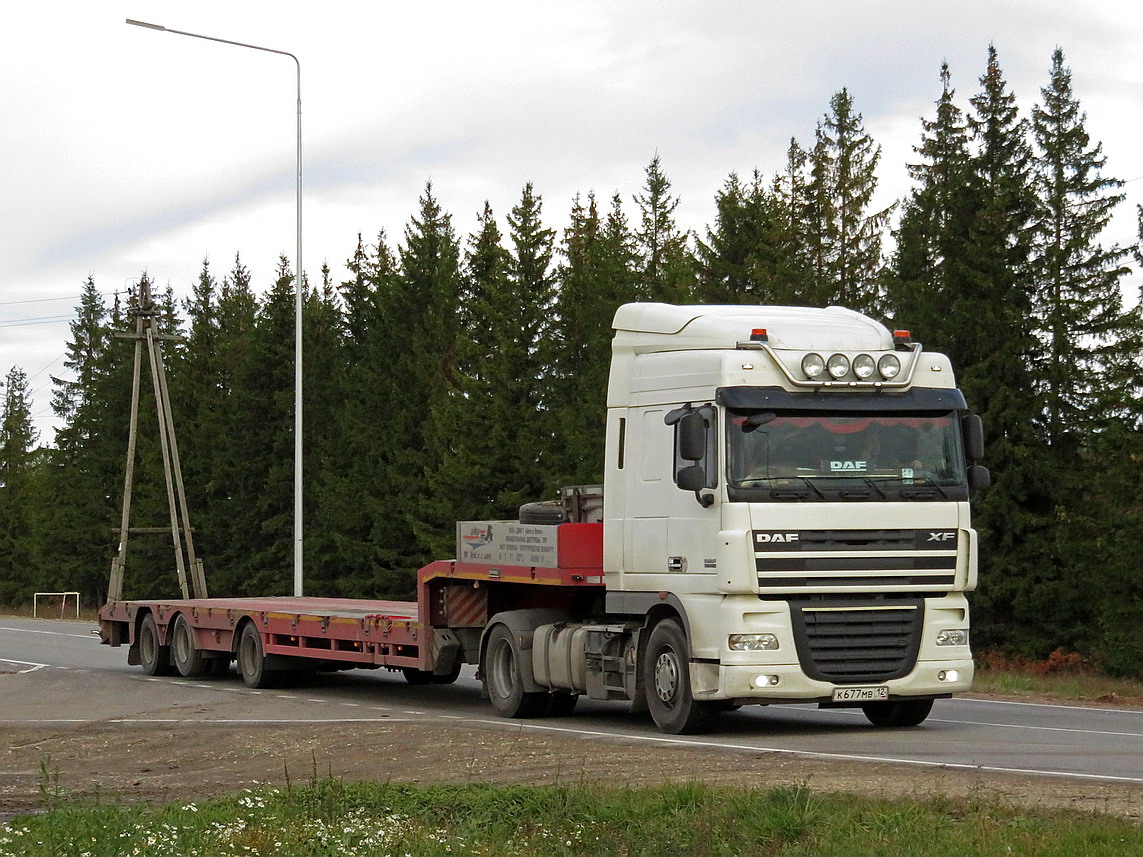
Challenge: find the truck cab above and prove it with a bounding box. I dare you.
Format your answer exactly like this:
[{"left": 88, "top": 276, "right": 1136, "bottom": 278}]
[{"left": 592, "top": 303, "right": 985, "bottom": 732}]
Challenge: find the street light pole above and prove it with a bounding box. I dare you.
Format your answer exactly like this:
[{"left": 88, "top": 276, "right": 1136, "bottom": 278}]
[{"left": 126, "top": 18, "right": 305, "bottom": 598}]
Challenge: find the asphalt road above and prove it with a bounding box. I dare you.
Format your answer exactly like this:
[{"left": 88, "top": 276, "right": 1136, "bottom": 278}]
[{"left": 2, "top": 616, "right": 1142, "bottom": 786}]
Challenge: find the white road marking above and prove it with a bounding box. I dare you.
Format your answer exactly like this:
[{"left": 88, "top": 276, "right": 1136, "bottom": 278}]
[
  {"left": 926, "top": 716, "right": 1143, "bottom": 739},
  {"left": 448, "top": 718, "right": 1143, "bottom": 786},
  {"left": 0, "top": 658, "right": 49, "bottom": 674},
  {"left": 774, "top": 704, "right": 1143, "bottom": 738},
  {"left": 0, "top": 625, "right": 95, "bottom": 640}
]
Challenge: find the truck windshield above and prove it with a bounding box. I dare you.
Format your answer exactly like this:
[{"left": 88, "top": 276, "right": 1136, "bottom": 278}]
[{"left": 727, "top": 412, "right": 968, "bottom": 502}]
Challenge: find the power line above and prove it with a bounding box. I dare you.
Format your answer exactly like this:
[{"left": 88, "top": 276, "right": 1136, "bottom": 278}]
[{"left": 0, "top": 315, "right": 76, "bottom": 328}]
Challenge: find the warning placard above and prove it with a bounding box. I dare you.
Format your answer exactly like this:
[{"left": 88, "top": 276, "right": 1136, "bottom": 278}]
[{"left": 456, "top": 521, "right": 560, "bottom": 568}]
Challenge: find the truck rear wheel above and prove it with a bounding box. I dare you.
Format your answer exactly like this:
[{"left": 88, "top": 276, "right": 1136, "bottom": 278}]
[
  {"left": 644, "top": 619, "right": 719, "bottom": 735},
  {"left": 483, "top": 625, "right": 549, "bottom": 718},
  {"left": 171, "top": 614, "right": 207, "bottom": 678},
  {"left": 138, "top": 613, "right": 173, "bottom": 676},
  {"left": 237, "top": 623, "right": 282, "bottom": 689},
  {"left": 861, "top": 699, "right": 933, "bottom": 727}
]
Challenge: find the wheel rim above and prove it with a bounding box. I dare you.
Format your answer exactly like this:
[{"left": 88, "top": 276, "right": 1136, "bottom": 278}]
[
  {"left": 489, "top": 638, "right": 515, "bottom": 701},
  {"left": 653, "top": 648, "right": 680, "bottom": 708}
]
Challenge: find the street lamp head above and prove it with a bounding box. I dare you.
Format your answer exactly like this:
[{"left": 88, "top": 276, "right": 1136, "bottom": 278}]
[{"left": 125, "top": 19, "right": 167, "bottom": 31}]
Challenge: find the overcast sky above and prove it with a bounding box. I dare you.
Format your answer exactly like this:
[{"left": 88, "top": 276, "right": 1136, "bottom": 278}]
[{"left": 4, "top": 1, "right": 1143, "bottom": 442}]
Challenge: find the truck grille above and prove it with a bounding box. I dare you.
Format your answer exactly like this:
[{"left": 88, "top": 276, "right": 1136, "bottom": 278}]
[
  {"left": 753, "top": 528, "right": 959, "bottom": 593},
  {"left": 789, "top": 599, "right": 924, "bottom": 683}
]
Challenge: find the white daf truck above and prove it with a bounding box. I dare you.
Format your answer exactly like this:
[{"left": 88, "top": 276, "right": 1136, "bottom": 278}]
[
  {"left": 102, "top": 301, "right": 986, "bottom": 738},
  {"left": 471, "top": 302, "right": 987, "bottom": 734}
]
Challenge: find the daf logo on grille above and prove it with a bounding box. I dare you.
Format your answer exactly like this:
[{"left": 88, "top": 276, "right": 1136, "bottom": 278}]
[{"left": 757, "top": 532, "right": 799, "bottom": 543}]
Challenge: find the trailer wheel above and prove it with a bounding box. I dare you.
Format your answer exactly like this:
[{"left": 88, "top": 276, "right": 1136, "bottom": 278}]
[
  {"left": 432, "top": 659, "right": 463, "bottom": 684},
  {"left": 644, "top": 619, "right": 719, "bottom": 735},
  {"left": 401, "top": 668, "right": 433, "bottom": 685},
  {"left": 171, "top": 614, "right": 207, "bottom": 678},
  {"left": 861, "top": 698, "right": 933, "bottom": 727},
  {"left": 237, "top": 623, "right": 282, "bottom": 689},
  {"left": 138, "top": 613, "right": 173, "bottom": 676},
  {"left": 483, "top": 625, "right": 548, "bottom": 718}
]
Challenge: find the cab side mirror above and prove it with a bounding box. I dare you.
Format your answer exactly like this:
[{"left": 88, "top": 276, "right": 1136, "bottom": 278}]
[
  {"left": 678, "top": 464, "right": 715, "bottom": 508},
  {"left": 678, "top": 411, "right": 708, "bottom": 462},
  {"left": 962, "top": 414, "right": 985, "bottom": 461},
  {"left": 968, "top": 464, "right": 991, "bottom": 491}
]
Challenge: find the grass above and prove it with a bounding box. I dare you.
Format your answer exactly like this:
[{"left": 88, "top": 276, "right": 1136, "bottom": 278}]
[
  {"left": 1, "top": 778, "right": 1141, "bottom": 857},
  {"left": 972, "top": 649, "right": 1143, "bottom": 705}
]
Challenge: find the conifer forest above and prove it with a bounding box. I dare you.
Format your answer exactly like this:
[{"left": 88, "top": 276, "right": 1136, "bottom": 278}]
[{"left": 3, "top": 49, "right": 1142, "bottom": 675}]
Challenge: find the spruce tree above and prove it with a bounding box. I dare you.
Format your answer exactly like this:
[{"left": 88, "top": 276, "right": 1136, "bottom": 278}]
[
  {"left": 962, "top": 46, "right": 1053, "bottom": 653},
  {"left": 0, "top": 366, "right": 40, "bottom": 603},
  {"left": 319, "top": 232, "right": 411, "bottom": 597},
  {"left": 766, "top": 140, "right": 816, "bottom": 304},
  {"left": 543, "top": 191, "right": 641, "bottom": 489},
  {"left": 1025, "top": 48, "right": 1137, "bottom": 658},
  {"left": 634, "top": 155, "right": 695, "bottom": 303},
  {"left": 695, "top": 171, "right": 779, "bottom": 304},
  {"left": 1029, "top": 47, "right": 1133, "bottom": 440},
  {"left": 300, "top": 263, "right": 348, "bottom": 593},
  {"left": 806, "top": 89, "right": 892, "bottom": 312},
  {"left": 43, "top": 277, "right": 126, "bottom": 603},
  {"left": 889, "top": 63, "right": 976, "bottom": 337},
  {"left": 393, "top": 184, "right": 463, "bottom": 576}
]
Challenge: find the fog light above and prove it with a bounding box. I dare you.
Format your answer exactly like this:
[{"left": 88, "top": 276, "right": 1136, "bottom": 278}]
[
  {"left": 729, "top": 633, "right": 779, "bottom": 651},
  {"left": 938, "top": 669, "right": 960, "bottom": 683},
  {"left": 753, "top": 674, "right": 781, "bottom": 688},
  {"left": 936, "top": 629, "right": 969, "bottom": 647}
]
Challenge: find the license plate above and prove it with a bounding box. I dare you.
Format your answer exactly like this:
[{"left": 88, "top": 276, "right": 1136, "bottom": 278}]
[{"left": 832, "top": 685, "right": 889, "bottom": 702}]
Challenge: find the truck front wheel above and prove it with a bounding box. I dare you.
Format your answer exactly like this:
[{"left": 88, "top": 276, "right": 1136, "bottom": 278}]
[
  {"left": 644, "top": 619, "right": 719, "bottom": 735},
  {"left": 483, "top": 625, "right": 548, "bottom": 718},
  {"left": 861, "top": 699, "right": 933, "bottom": 727},
  {"left": 237, "top": 623, "right": 282, "bottom": 689}
]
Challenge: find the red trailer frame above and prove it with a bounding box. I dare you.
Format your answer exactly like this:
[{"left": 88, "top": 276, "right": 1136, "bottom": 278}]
[{"left": 99, "top": 523, "right": 604, "bottom": 682}]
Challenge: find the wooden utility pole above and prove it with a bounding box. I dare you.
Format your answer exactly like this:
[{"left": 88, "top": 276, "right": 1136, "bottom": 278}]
[{"left": 107, "top": 280, "right": 207, "bottom": 601}]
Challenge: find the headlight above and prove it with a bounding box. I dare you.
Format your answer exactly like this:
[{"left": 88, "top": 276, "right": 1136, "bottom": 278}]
[
  {"left": 826, "top": 353, "right": 850, "bottom": 379},
  {"left": 853, "top": 353, "right": 877, "bottom": 379},
  {"left": 729, "top": 633, "right": 780, "bottom": 651},
  {"left": 935, "top": 629, "right": 969, "bottom": 647},
  {"left": 801, "top": 353, "right": 825, "bottom": 379},
  {"left": 878, "top": 353, "right": 902, "bottom": 379}
]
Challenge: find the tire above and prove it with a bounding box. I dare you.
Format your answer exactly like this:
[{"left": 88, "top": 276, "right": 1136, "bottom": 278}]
[
  {"left": 483, "top": 625, "right": 549, "bottom": 718},
  {"left": 548, "top": 691, "right": 578, "bottom": 716},
  {"left": 861, "top": 698, "right": 934, "bottom": 727},
  {"left": 432, "top": 659, "right": 463, "bottom": 684},
  {"left": 403, "top": 661, "right": 460, "bottom": 685},
  {"left": 518, "top": 502, "right": 566, "bottom": 525},
  {"left": 138, "top": 613, "right": 173, "bottom": 676},
  {"left": 237, "top": 623, "right": 282, "bottom": 689},
  {"left": 171, "top": 614, "right": 207, "bottom": 678},
  {"left": 644, "top": 619, "right": 719, "bottom": 735},
  {"left": 402, "top": 668, "right": 434, "bottom": 685}
]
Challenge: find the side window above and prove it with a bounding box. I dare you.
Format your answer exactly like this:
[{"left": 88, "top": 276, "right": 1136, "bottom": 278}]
[{"left": 673, "top": 405, "right": 718, "bottom": 488}]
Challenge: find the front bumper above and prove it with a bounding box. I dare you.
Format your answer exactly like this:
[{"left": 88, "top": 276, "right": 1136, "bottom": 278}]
[{"left": 690, "top": 655, "right": 974, "bottom": 703}]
